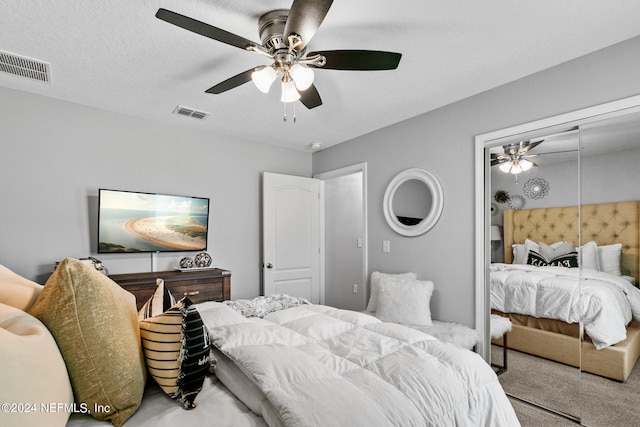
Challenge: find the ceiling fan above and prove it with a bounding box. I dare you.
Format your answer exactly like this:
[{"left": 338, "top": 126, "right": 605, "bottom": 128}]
[
  {"left": 155, "top": 0, "right": 402, "bottom": 112},
  {"left": 490, "top": 140, "right": 544, "bottom": 174}
]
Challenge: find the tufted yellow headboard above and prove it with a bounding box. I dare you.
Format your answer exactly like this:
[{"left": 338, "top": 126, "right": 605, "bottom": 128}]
[{"left": 503, "top": 200, "right": 640, "bottom": 283}]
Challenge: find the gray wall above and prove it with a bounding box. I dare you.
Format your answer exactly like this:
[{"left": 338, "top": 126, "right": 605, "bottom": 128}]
[
  {"left": 313, "top": 36, "right": 640, "bottom": 327},
  {"left": 0, "top": 87, "right": 311, "bottom": 299}
]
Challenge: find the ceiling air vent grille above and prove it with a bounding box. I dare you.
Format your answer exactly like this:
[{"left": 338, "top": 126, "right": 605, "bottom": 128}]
[
  {"left": 173, "top": 105, "right": 210, "bottom": 120},
  {"left": 0, "top": 51, "right": 50, "bottom": 82}
]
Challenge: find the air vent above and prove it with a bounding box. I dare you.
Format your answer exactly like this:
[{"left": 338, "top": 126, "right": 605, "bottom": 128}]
[
  {"left": 173, "top": 105, "right": 210, "bottom": 120},
  {"left": 0, "top": 50, "right": 50, "bottom": 82}
]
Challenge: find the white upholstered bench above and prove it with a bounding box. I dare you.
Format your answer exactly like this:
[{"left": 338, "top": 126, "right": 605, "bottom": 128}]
[{"left": 403, "top": 320, "right": 478, "bottom": 350}]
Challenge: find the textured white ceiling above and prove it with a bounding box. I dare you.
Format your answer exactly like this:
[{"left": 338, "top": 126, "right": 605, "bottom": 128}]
[{"left": 2, "top": 1, "right": 640, "bottom": 151}]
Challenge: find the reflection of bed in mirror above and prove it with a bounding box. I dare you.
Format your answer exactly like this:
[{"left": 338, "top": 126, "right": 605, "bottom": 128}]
[{"left": 491, "top": 200, "right": 640, "bottom": 381}]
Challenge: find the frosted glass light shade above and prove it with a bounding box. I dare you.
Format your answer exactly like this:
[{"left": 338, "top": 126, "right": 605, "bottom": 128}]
[
  {"left": 499, "top": 162, "right": 512, "bottom": 173},
  {"left": 289, "top": 64, "right": 314, "bottom": 91},
  {"left": 280, "top": 80, "right": 300, "bottom": 103},
  {"left": 519, "top": 159, "right": 533, "bottom": 172},
  {"left": 499, "top": 159, "right": 533, "bottom": 174},
  {"left": 251, "top": 66, "right": 277, "bottom": 93}
]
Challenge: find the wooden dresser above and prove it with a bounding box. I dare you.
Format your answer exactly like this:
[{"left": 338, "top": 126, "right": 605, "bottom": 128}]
[{"left": 109, "top": 268, "right": 231, "bottom": 310}]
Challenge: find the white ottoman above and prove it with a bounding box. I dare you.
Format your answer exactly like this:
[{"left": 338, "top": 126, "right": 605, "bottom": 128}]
[{"left": 404, "top": 320, "right": 478, "bottom": 350}]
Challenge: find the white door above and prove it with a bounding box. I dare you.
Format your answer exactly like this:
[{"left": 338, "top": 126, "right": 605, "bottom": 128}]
[{"left": 262, "top": 172, "right": 323, "bottom": 303}]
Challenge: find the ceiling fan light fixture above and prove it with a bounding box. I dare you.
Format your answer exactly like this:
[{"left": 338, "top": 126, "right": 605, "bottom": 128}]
[
  {"left": 519, "top": 159, "right": 533, "bottom": 172},
  {"left": 251, "top": 66, "right": 277, "bottom": 93},
  {"left": 280, "top": 78, "right": 300, "bottom": 103},
  {"left": 289, "top": 63, "right": 314, "bottom": 91},
  {"left": 499, "top": 162, "right": 512, "bottom": 173}
]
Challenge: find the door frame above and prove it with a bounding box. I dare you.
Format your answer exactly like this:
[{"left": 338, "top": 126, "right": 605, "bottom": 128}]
[
  {"left": 314, "top": 162, "right": 369, "bottom": 308},
  {"left": 474, "top": 94, "right": 640, "bottom": 362}
]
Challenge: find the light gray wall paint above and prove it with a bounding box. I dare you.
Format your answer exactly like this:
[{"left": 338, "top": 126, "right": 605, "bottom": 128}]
[
  {"left": 0, "top": 87, "right": 311, "bottom": 299},
  {"left": 324, "top": 172, "right": 364, "bottom": 311},
  {"left": 313, "top": 36, "right": 640, "bottom": 327}
]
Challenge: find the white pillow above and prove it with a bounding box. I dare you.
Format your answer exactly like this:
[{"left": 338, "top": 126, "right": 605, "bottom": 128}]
[
  {"left": 539, "top": 241, "right": 575, "bottom": 260},
  {"left": 598, "top": 244, "right": 622, "bottom": 276},
  {"left": 578, "top": 241, "right": 600, "bottom": 271},
  {"left": 0, "top": 303, "right": 73, "bottom": 427},
  {"left": 366, "top": 271, "right": 417, "bottom": 313},
  {"left": 512, "top": 239, "right": 539, "bottom": 264},
  {"left": 375, "top": 278, "right": 434, "bottom": 326}
]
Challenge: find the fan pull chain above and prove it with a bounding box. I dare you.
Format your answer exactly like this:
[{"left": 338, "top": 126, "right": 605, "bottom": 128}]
[{"left": 282, "top": 102, "right": 297, "bottom": 123}]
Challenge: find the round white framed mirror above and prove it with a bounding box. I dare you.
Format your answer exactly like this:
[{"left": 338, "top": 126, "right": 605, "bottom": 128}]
[{"left": 383, "top": 168, "right": 444, "bottom": 237}]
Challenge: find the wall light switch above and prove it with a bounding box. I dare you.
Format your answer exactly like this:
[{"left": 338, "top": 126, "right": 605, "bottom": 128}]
[
  {"left": 357, "top": 238, "right": 363, "bottom": 248},
  {"left": 352, "top": 284, "right": 358, "bottom": 294},
  {"left": 383, "top": 240, "right": 391, "bottom": 253}
]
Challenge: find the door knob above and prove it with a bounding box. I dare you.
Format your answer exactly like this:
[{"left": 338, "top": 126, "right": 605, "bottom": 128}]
[{"left": 266, "top": 263, "right": 273, "bottom": 269}]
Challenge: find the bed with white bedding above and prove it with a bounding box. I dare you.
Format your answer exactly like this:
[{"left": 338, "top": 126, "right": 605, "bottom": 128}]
[
  {"left": 199, "top": 301, "right": 520, "bottom": 427},
  {"left": 491, "top": 263, "right": 640, "bottom": 349},
  {"left": 1, "top": 259, "right": 520, "bottom": 427},
  {"left": 493, "top": 200, "right": 640, "bottom": 381}
]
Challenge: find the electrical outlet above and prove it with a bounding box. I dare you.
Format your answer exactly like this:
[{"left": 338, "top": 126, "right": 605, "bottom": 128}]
[
  {"left": 352, "top": 284, "right": 358, "bottom": 294},
  {"left": 383, "top": 240, "right": 391, "bottom": 253}
]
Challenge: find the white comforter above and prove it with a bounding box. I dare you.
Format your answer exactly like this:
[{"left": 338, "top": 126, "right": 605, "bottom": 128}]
[
  {"left": 198, "top": 302, "right": 519, "bottom": 427},
  {"left": 491, "top": 263, "right": 640, "bottom": 349}
]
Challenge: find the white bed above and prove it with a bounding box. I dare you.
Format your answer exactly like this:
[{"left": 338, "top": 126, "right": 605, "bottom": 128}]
[
  {"left": 66, "top": 377, "right": 266, "bottom": 427},
  {"left": 492, "top": 200, "right": 640, "bottom": 381},
  {"left": 491, "top": 263, "right": 640, "bottom": 349},
  {"left": 199, "top": 301, "right": 519, "bottom": 427},
  {"left": 1, "top": 259, "right": 520, "bottom": 427}
]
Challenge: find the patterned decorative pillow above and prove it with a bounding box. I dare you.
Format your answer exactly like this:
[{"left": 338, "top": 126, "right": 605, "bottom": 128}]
[
  {"left": 28, "top": 258, "right": 146, "bottom": 426},
  {"left": 138, "top": 278, "right": 176, "bottom": 320},
  {"left": 139, "top": 294, "right": 210, "bottom": 409},
  {"left": 527, "top": 250, "right": 579, "bottom": 268}
]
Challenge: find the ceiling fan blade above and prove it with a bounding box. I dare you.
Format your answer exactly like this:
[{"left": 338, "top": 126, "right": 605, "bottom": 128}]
[
  {"left": 520, "top": 139, "right": 544, "bottom": 153},
  {"left": 205, "top": 68, "right": 256, "bottom": 94},
  {"left": 156, "top": 8, "right": 260, "bottom": 51},
  {"left": 308, "top": 50, "right": 402, "bottom": 70},
  {"left": 299, "top": 84, "right": 322, "bottom": 109},
  {"left": 284, "top": 0, "right": 334, "bottom": 49}
]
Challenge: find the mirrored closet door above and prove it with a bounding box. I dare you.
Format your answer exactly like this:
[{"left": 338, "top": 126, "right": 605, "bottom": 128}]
[
  {"left": 577, "top": 111, "right": 640, "bottom": 426},
  {"left": 488, "top": 128, "right": 581, "bottom": 420},
  {"left": 476, "top": 95, "right": 640, "bottom": 425}
]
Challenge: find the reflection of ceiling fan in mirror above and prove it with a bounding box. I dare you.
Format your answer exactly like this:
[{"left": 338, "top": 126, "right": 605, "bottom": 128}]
[
  {"left": 491, "top": 140, "right": 544, "bottom": 174},
  {"left": 155, "top": 0, "right": 402, "bottom": 116}
]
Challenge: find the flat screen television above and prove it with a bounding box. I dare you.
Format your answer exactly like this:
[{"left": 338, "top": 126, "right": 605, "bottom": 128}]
[{"left": 97, "top": 189, "right": 209, "bottom": 253}]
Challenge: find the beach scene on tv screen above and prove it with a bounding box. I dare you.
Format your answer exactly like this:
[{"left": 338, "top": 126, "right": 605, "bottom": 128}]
[{"left": 98, "top": 190, "right": 208, "bottom": 253}]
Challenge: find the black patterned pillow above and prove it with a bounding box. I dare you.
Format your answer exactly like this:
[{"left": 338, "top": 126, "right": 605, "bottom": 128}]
[
  {"left": 527, "top": 250, "right": 579, "bottom": 268},
  {"left": 139, "top": 296, "right": 210, "bottom": 409}
]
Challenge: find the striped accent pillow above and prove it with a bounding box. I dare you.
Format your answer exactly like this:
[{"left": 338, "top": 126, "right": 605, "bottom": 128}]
[
  {"left": 139, "top": 296, "right": 210, "bottom": 409},
  {"left": 527, "top": 250, "right": 579, "bottom": 268},
  {"left": 138, "top": 278, "right": 176, "bottom": 320}
]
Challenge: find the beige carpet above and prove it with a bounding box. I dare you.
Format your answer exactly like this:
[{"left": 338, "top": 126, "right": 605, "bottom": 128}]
[{"left": 492, "top": 345, "right": 640, "bottom": 427}]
